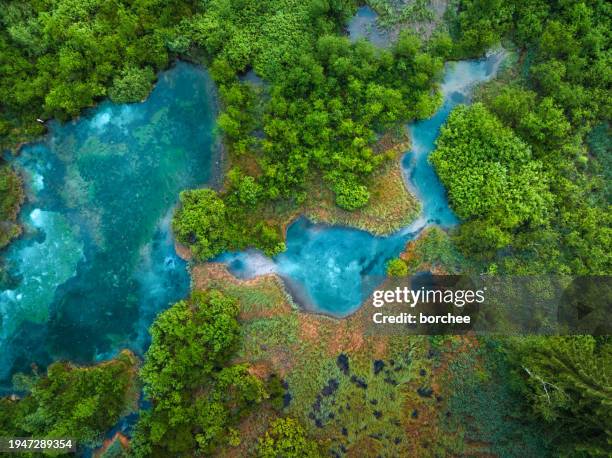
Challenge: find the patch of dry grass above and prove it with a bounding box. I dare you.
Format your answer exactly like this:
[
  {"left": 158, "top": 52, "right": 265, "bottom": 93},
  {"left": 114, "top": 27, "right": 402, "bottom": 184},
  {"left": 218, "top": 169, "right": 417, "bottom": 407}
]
[{"left": 190, "top": 264, "right": 476, "bottom": 457}]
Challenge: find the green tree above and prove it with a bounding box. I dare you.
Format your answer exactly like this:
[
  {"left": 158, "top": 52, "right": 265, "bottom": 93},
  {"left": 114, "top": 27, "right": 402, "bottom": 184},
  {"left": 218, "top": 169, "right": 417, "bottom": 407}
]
[
  {"left": 236, "top": 175, "right": 262, "bottom": 207},
  {"left": 0, "top": 351, "right": 138, "bottom": 446},
  {"left": 508, "top": 336, "right": 612, "bottom": 457},
  {"left": 0, "top": 0, "right": 194, "bottom": 144},
  {"left": 386, "top": 258, "right": 408, "bottom": 277},
  {"left": 108, "top": 66, "right": 155, "bottom": 104},
  {"left": 333, "top": 179, "right": 370, "bottom": 211},
  {"left": 141, "top": 290, "right": 240, "bottom": 401},
  {"left": 431, "top": 103, "right": 551, "bottom": 230},
  {"left": 257, "top": 417, "right": 322, "bottom": 458},
  {"left": 172, "top": 189, "right": 228, "bottom": 260},
  {"left": 133, "top": 290, "right": 268, "bottom": 456}
]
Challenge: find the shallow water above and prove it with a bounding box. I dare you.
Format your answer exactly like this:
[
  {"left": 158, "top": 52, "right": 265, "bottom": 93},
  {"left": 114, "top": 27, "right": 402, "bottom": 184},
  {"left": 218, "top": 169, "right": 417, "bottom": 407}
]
[
  {"left": 347, "top": 6, "right": 389, "bottom": 47},
  {"left": 221, "top": 52, "right": 505, "bottom": 316},
  {"left": 0, "top": 62, "right": 218, "bottom": 384}
]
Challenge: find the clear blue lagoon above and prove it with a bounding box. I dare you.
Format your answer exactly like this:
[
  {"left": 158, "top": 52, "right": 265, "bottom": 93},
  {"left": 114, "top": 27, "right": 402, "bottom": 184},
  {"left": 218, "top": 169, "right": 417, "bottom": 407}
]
[{"left": 0, "top": 62, "right": 218, "bottom": 384}]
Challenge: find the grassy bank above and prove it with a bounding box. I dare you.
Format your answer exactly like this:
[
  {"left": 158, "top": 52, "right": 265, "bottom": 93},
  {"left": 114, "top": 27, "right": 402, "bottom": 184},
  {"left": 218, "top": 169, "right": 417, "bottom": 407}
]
[{"left": 189, "top": 263, "right": 547, "bottom": 456}]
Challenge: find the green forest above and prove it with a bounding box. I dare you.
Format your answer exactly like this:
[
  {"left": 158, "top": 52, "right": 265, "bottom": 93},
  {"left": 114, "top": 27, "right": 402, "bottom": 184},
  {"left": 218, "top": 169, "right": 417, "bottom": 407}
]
[{"left": 0, "top": 0, "right": 610, "bottom": 456}]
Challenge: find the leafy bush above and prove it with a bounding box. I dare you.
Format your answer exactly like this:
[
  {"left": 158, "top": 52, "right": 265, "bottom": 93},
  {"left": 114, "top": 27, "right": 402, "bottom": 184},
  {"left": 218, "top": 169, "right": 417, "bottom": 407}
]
[
  {"left": 172, "top": 189, "right": 229, "bottom": 260},
  {"left": 108, "top": 66, "right": 155, "bottom": 104},
  {"left": 386, "top": 258, "right": 408, "bottom": 277},
  {"left": 0, "top": 351, "right": 138, "bottom": 446},
  {"left": 333, "top": 179, "right": 370, "bottom": 211},
  {"left": 257, "top": 417, "right": 322, "bottom": 458}
]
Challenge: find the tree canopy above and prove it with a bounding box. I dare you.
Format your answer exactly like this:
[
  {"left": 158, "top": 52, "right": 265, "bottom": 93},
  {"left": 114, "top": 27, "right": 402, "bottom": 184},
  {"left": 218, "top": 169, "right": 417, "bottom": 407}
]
[
  {"left": 131, "top": 290, "right": 268, "bottom": 456},
  {"left": 0, "top": 350, "right": 138, "bottom": 447},
  {"left": 0, "top": 0, "right": 195, "bottom": 146},
  {"left": 173, "top": 12, "right": 445, "bottom": 258},
  {"left": 508, "top": 336, "right": 612, "bottom": 457}
]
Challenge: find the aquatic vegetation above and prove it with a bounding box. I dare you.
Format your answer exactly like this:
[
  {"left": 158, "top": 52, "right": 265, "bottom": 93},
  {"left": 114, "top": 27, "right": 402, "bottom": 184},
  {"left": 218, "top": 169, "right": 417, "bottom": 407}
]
[
  {"left": 190, "top": 268, "right": 557, "bottom": 456},
  {"left": 368, "top": 0, "right": 435, "bottom": 28}
]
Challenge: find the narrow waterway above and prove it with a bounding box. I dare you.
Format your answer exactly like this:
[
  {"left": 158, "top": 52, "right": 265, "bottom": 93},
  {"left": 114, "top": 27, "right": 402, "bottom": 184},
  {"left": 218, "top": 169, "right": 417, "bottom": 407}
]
[
  {"left": 220, "top": 52, "right": 505, "bottom": 316},
  {"left": 0, "top": 62, "right": 218, "bottom": 384}
]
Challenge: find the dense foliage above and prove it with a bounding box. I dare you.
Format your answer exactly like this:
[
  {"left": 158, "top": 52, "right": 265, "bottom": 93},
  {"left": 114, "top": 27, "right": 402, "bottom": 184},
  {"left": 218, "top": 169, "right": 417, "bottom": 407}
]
[
  {"left": 0, "top": 351, "right": 137, "bottom": 446},
  {"left": 442, "top": 2, "right": 612, "bottom": 457},
  {"left": 131, "top": 290, "right": 268, "bottom": 457},
  {"left": 386, "top": 257, "right": 408, "bottom": 277},
  {"left": 451, "top": 0, "right": 611, "bottom": 128},
  {"left": 431, "top": 103, "right": 552, "bottom": 260},
  {"left": 434, "top": 0, "right": 611, "bottom": 275},
  {"left": 173, "top": 187, "right": 285, "bottom": 258},
  {"left": 0, "top": 0, "right": 195, "bottom": 146},
  {"left": 257, "top": 417, "right": 322, "bottom": 458},
  {"left": 443, "top": 339, "right": 554, "bottom": 456},
  {"left": 171, "top": 0, "right": 446, "bottom": 259},
  {"left": 508, "top": 336, "right": 611, "bottom": 456}
]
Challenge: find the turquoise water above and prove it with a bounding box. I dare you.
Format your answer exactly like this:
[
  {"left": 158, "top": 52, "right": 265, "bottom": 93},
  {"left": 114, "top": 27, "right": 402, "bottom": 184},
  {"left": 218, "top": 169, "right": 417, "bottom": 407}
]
[
  {"left": 221, "top": 52, "right": 505, "bottom": 316},
  {"left": 0, "top": 62, "right": 218, "bottom": 384}
]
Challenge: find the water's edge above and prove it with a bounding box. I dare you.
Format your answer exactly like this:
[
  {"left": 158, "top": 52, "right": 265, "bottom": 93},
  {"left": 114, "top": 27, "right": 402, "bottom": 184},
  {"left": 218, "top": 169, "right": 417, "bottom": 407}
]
[{"left": 218, "top": 51, "right": 506, "bottom": 317}]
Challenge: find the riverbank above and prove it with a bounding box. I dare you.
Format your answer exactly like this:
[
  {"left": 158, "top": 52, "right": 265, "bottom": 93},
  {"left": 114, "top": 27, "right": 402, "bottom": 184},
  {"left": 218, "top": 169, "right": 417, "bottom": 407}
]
[
  {"left": 188, "top": 261, "right": 544, "bottom": 457},
  {"left": 0, "top": 165, "right": 25, "bottom": 250},
  {"left": 208, "top": 119, "right": 420, "bottom": 242},
  {"left": 302, "top": 126, "right": 420, "bottom": 236}
]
